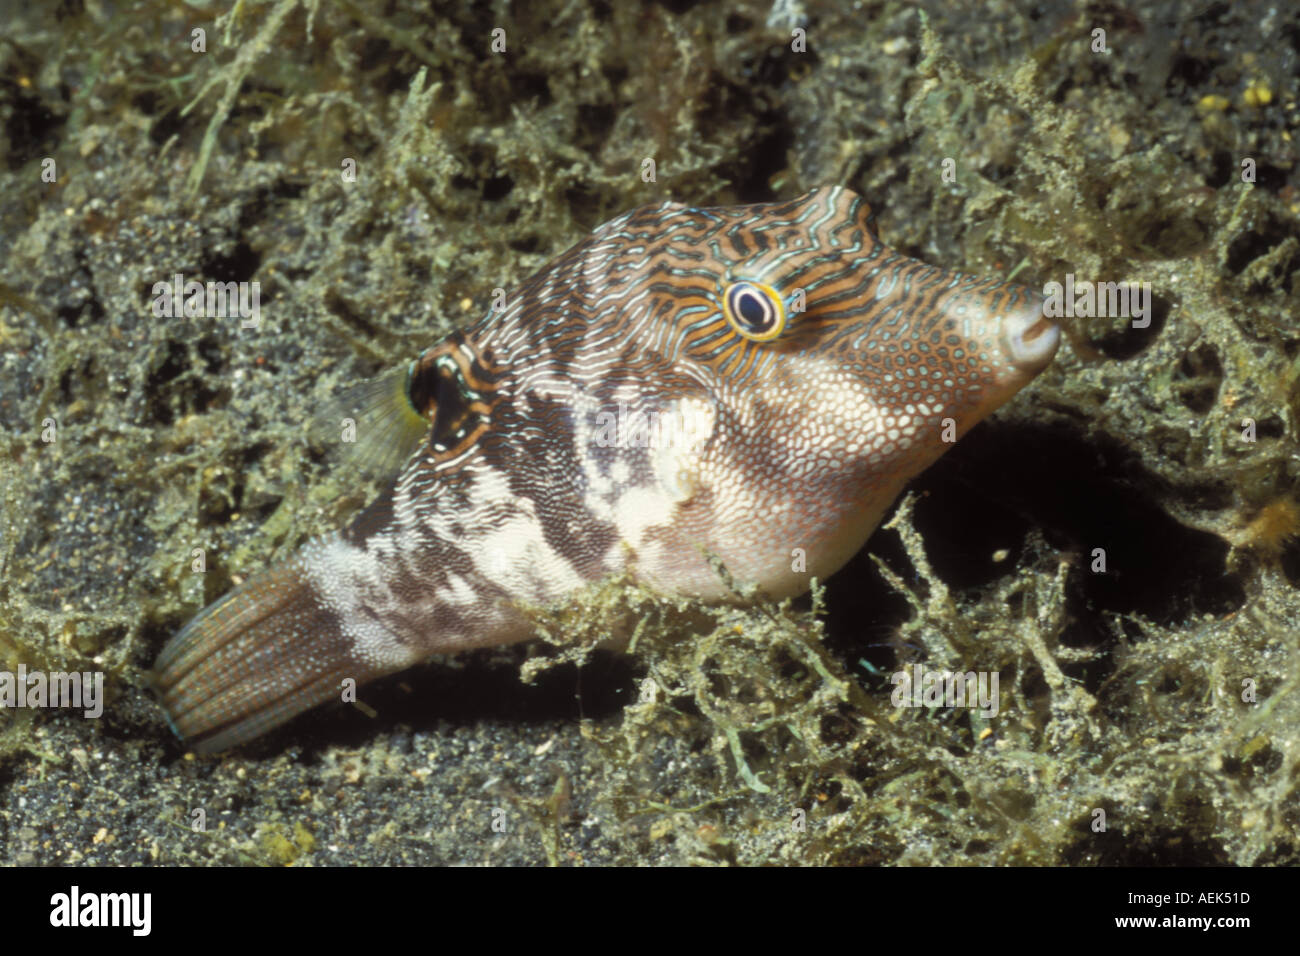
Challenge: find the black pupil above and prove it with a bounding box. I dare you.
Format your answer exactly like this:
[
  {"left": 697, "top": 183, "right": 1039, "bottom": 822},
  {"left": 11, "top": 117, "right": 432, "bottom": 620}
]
[{"left": 737, "top": 289, "right": 769, "bottom": 328}]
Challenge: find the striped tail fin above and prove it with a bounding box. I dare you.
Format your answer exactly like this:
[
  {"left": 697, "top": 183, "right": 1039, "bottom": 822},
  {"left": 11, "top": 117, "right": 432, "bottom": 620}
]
[{"left": 154, "top": 555, "right": 385, "bottom": 753}]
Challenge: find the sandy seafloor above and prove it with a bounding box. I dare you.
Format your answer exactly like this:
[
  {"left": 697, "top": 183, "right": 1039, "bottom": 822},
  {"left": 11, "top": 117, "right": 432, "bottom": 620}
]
[{"left": 1, "top": 0, "right": 1298, "bottom": 865}]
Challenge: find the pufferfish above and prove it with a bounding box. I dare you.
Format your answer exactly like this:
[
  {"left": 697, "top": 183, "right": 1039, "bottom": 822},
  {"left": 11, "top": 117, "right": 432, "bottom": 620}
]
[{"left": 155, "top": 185, "right": 1059, "bottom": 752}]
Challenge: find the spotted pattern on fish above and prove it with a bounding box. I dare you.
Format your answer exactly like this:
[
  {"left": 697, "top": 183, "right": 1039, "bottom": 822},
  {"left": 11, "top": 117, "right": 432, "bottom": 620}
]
[{"left": 154, "top": 186, "right": 1059, "bottom": 751}]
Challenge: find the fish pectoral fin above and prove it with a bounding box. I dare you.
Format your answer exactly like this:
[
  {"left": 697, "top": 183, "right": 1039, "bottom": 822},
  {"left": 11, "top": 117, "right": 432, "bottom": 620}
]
[{"left": 310, "top": 362, "right": 429, "bottom": 481}]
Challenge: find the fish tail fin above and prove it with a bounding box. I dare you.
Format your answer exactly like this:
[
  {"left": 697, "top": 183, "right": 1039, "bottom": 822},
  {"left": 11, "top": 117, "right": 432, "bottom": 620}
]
[{"left": 154, "top": 556, "right": 380, "bottom": 752}]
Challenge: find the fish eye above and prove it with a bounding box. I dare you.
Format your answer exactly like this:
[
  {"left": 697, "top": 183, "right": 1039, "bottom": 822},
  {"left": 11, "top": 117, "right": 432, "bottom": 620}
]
[{"left": 722, "top": 281, "right": 786, "bottom": 342}]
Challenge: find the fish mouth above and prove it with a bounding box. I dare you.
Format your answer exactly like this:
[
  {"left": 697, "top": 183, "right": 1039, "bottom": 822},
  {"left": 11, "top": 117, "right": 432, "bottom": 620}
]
[{"left": 1002, "top": 296, "right": 1060, "bottom": 371}]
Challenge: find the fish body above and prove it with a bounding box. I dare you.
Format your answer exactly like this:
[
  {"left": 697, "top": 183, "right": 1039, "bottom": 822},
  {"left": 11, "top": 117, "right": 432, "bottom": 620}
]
[{"left": 155, "top": 186, "right": 1059, "bottom": 751}]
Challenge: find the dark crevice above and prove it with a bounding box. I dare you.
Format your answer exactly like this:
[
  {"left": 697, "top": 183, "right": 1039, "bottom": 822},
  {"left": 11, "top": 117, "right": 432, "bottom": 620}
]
[
  {"left": 240, "top": 647, "right": 640, "bottom": 758},
  {"left": 821, "top": 420, "right": 1245, "bottom": 702},
  {"left": 1091, "top": 292, "right": 1170, "bottom": 360}
]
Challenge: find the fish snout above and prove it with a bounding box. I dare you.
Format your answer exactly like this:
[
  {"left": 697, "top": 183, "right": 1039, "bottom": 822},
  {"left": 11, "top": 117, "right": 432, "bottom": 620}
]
[{"left": 1001, "top": 293, "right": 1060, "bottom": 373}]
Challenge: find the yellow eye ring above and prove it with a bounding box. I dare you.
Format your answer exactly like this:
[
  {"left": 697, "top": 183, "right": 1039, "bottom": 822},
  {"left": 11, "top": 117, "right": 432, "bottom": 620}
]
[{"left": 722, "top": 280, "right": 787, "bottom": 342}]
